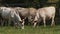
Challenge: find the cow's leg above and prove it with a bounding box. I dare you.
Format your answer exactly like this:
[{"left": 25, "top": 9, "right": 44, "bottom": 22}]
[
  {"left": 14, "top": 21, "right": 18, "bottom": 28},
  {"left": 12, "top": 19, "right": 18, "bottom": 28},
  {"left": 5, "top": 20, "right": 7, "bottom": 26},
  {"left": 33, "top": 12, "right": 40, "bottom": 27},
  {"left": 1, "top": 18, "right": 5, "bottom": 26},
  {"left": 33, "top": 21, "right": 37, "bottom": 28},
  {"left": 21, "top": 19, "right": 25, "bottom": 29},
  {"left": 1, "top": 19, "right": 4, "bottom": 26},
  {"left": 33, "top": 15, "right": 38, "bottom": 27},
  {"left": 43, "top": 17, "right": 46, "bottom": 27},
  {"left": 8, "top": 18, "right": 11, "bottom": 26},
  {"left": 51, "top": 15, "right": 55, "bottom": 27}
]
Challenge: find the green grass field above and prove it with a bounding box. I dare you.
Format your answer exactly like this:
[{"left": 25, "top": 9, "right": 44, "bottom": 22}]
[{"left": 0, "top": 25, "right": 60, "bottom": 34}]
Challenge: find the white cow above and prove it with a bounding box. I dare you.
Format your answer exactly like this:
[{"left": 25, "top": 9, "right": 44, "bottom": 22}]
[
  {"left": 0, "top": 7, "right": 22, "bottom": 28},
  {"left": 33, "top": 6, "right": 56, "bottom": 27}
]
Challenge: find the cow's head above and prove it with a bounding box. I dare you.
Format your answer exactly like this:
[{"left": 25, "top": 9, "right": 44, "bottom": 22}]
[
  {"left": 28, "top": 15, "right": 34, "bottom": 23},
  {"left": 14, "top": 11, "right": 22, "bottom": 22}
]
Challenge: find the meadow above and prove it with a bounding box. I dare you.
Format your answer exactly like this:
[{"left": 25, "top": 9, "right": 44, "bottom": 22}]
[{"left": 0, "top": 25, "right": 60, "bottom": 34}]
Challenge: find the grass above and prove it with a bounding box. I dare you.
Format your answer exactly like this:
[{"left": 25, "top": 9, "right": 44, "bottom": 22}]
[{"left": 0, "top": 25, "right": 60, "bottom": 34}]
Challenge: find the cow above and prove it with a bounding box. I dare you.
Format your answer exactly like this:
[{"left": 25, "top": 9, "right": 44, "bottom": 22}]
[
  {"left": 14, "top": 7, "right": 28, "bottom": 29},
  {"left": 14, "top": 7, "right": 37, "bottom": 29},
  {"left": 0, "top": 7, "right": 22, "bottom": 28},
  {"left": 33, "top": 6, "right": 56, "bottom": 27},
  {"left": 28, "top": 8, "right": 37, "bottom": 25}
]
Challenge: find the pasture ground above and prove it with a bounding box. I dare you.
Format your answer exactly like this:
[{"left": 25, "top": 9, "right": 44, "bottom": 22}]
[{"left": 0, "top": 25, "right": 60, "bottom": 34}]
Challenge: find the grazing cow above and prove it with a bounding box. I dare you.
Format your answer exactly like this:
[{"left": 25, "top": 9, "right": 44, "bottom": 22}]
[
  {"left": 0, "top": 7, "right": 22, "bottom": 28},
  {"left": 15, "top": 7, "right": 37, "bottom": 29},
  {"left": 33, "top": 6, "right": 55, "bottom": 27},
  {"left": 28, "top": 8, "right": 37, "bottom": 25},
  {"left": 14, "top": 7, "right": 29, "bottom": 29}
]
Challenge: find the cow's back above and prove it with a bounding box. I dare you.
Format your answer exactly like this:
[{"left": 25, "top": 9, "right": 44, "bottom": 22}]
[
  {"left": 1, "top": 7, "right": 11, "bottom": 19},
  {"left": 29, "top": 8, "right": 37, "bottom": 16},
  {"left": 38, "top": 6, "right": 55, "bottom": 18},
  {"left": 15, "top": 7, "right": 29, "bottom": 19}
]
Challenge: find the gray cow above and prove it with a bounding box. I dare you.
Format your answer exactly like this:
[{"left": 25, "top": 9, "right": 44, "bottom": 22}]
[
  {"left": 0, "top": 7, "right": 22, "bottom": 28},
  {"left": 33, "top": 6, "right": 56, "bottom": 27}
]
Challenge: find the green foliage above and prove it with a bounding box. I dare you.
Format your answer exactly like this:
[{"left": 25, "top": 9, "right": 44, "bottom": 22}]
[
  {"left": 56, "top": 0, "right": 60, "bottom": 8},
  {"left": 47, "top": 0, "right": 59, "bottom": 3},
  {"left": 0, "top": 0, "right": 60, "bottom": 8}
]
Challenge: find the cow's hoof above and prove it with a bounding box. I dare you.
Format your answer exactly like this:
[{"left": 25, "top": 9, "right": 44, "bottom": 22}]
[
  {"left": 44, "top": 25, "right": 46, "bottom": 27},
  {"left": 21, "top": 27, "right": 24, "bottom": 29},
  {"left": 33, "top": 25, "right": 36, "bottom": 28},
  {"left": 51, "top": 24, "right": 55, "bottom": 27},
  {"left": 51, "top": 23, "right": 55, "bottom": 27}
]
